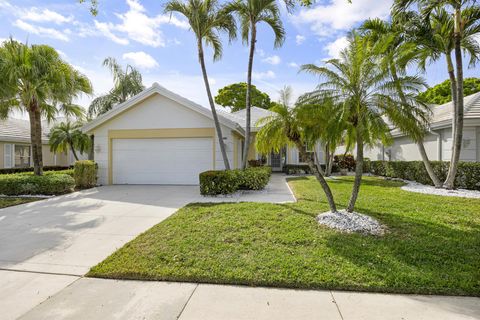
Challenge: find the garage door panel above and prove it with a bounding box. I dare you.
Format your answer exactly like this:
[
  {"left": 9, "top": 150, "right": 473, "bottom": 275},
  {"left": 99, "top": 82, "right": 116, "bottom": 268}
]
[{"left": 112, "top": 138, "right": 213, "bottom": 185}]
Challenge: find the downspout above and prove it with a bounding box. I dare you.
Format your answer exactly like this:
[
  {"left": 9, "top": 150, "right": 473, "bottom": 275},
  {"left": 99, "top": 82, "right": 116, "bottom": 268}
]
[{"left": 429, "top": 130, "right": 442, "bottom": 161}]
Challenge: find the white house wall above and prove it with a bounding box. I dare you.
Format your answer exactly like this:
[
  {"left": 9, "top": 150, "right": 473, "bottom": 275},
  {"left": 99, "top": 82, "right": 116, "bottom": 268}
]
[{"left": 90, "top": 93, "right": 234, "bottom": 184}]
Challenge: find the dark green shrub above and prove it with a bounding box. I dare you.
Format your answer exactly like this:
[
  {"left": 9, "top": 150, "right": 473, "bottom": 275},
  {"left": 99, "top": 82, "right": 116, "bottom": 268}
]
[
  {"left": 0, "top": 166, "right": 72, "bottom": 175},
  {"left": 334, "top": 154, "right": 356, "bottom": 171},
  {"left": 74, "top": 160, "right": 97, "bottom": 189},
  {"left": 237, "top": 167, "right": 272, "bottom": 190},
  {"left": 283, "top": 164, "right": 311, "bottom": 175},
  {"left": 199, "top": 170, "right": 239, "bottom": 195},
  {"left": 367, "top": 161, "right": 480, "bottom": 190},
  {"left": 0, "top": 173, "right": 75, "bottom": 195}
]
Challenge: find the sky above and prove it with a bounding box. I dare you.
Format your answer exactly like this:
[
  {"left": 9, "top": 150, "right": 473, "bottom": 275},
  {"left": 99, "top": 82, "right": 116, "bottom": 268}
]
[{"left": 0, "top": 0, "right": 478, "bottom": 114}]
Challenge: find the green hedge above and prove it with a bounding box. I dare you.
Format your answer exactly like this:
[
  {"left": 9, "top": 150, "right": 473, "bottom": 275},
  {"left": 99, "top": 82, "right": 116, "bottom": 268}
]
[
  {"left": 283, "top": 164, "right": 339, "bottom": 175},
  {"left": 74, "top": 160, "right": 97, "bottom": 189},
  {"left": 0, "top": 166, "right": 72, "bottom": 175},
  {"left": 0, "top": 173, "right": 75, "bottom": 196},
  {"left": 367, "top": 161, "right": 480, "bottom": 190},
  {"left": 200, "top": 167, "right": 272, "bottom": 195}
]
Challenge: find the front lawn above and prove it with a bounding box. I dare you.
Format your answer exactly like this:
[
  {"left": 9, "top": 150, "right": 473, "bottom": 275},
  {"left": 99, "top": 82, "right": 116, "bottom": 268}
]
[
  {"left": 0, "top": 197, "right": 39, "bottom": 208},
  {"left": 88, "top": 176, "right": 480, "bottom": 296}
]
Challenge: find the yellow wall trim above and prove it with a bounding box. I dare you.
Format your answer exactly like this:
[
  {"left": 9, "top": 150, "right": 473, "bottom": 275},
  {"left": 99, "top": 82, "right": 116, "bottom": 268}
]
[{"left": 107, "top": 128, "right": 215, "bottom": 185}]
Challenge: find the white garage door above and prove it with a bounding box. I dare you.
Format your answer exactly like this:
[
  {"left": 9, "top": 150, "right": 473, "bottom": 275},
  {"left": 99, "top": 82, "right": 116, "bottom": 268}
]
[{"left": 112, "top": 138, "right": 213, "bottom": 185}]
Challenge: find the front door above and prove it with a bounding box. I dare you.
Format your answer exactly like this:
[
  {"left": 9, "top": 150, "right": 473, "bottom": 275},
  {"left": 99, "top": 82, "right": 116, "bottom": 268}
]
[{"left": 270, "top": 150, "right": 283, "bottom": 172}]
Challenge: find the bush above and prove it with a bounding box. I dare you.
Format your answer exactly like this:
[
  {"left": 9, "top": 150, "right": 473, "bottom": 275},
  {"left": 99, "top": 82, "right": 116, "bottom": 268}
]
[
  {"left": 283, "top": 164, "right": 311, "bottom": 175},
  {"left": 199, "top": 170, "right": 239, "bottom": 195},
  {"left": 74, "top": 160, "right": 97, "bottom": 189},
  {"left": 334, "top": 154, "right": 356, "bottom": 171},
  {"left": 0, "top": 173, "right": 75, "bottom": 196},
  {"left": 366, "top": 161, "right": 480, "bottom": 190},
  {"left": 199, "top": 167, "right": 272, "bottom": 195},
  {"left": 236, "top": 167, "right": 272, "bottom": 190},
  {"left": 0, "top": 166, "right": 72, "bottom": 175}
]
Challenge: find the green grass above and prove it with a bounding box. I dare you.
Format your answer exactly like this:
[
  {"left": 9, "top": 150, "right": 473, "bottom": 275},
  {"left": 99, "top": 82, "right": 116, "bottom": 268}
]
[
  {"left": 88, "top": 176, "right": 480, "bottom": 296},
  {"left": 0, "top": 197, "right": 39, "bottom": 208}
]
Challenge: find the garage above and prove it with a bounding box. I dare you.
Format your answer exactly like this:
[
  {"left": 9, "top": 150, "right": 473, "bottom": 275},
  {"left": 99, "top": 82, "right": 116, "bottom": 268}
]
[{"left": 112, "top": 138, "right": 213, "bottom": 185}]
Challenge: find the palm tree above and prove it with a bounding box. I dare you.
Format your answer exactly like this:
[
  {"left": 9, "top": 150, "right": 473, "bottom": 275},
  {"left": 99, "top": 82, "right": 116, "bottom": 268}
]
[
  {"left": 301, "top": 33, "right": 425, "bottom": 212},
  {"left": 88, "top": 57, "right": 145, "bottom": 118},
  {"left": 393, "top": 0, "right": 480, "bottom": 189},
  {"left": 0, "top": 39, "right": 92, "bottom": 175},
  {"left": 165, "top": 0, "right": 236, "bottom": 170},
  {"left": 49, "top": 121, "right": 92, "bottom": 161},
  {"left": 360, "top": 16, "right": 441, "bottom": 187},
  {"left": 226, "top": 0, "right": 285, "bottom": 169},
  {"left": 256, "top": 86, "right": 338, "bottom": 213}
]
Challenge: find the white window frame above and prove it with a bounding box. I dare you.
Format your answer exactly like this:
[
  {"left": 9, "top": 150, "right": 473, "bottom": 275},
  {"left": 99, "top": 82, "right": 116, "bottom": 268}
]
[{"left": 298, "top": 143, "right": 315, "bottom": 164}]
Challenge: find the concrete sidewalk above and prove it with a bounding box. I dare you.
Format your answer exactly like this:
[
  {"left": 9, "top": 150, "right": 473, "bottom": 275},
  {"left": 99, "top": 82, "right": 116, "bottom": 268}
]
[{"left": 16, "top": 277, "right": 480, "bottom": 320}]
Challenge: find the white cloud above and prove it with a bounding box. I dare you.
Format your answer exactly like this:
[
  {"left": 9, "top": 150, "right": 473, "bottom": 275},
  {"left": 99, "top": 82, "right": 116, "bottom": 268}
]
[
  {"left": 262, "top": 55, "right": 281, "bottom": 65},
  {"left": 296, "top": 35, "right": 306, "bottom": 45},
  {"left": 23, "top": 8, "right": 73, "bottom": 25},
  {"left": 95, "top": 0, "right": 189, "bottom": 47},
  {"left": 123, "top": 51, "right": 159, "bottom": 69},
  {"left": 293, "top": 0, "right": 392, "bottom": 37},
  {"left": 94, "top": 21, "right": 129, "bottom": 45},
  {"left": 325, "top": 36, "right": 349, "bottom": 59},
  {"left": 252, "top": 70, "right": 276, "bottom": 80},
  {"left": 256, "top": 49, "right": 265, "bottom": 57},
  {"left": 288, "top": 62, "right": 299, "bottom": 68},
  {"left": 13, "top": 20, "right": 70, "bottom": 41}
]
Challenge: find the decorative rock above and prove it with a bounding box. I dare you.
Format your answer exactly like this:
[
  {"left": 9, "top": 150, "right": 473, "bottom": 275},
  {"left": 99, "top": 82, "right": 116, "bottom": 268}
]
[
  {"left": 401, "top": 181, "right": 480, "bottom": 199},
  {"left": 316, "top": 210, "right": 386, "bottom": 236}
]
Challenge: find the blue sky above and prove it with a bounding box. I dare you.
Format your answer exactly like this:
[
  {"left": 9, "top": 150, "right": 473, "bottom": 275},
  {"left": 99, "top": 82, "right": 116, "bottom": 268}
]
[{"left": 0, "top": 0, "right": 478, "bottom": 111}]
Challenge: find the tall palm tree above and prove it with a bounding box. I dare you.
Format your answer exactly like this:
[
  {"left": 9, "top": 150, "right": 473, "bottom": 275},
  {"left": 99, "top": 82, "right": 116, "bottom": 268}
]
[
  {"left": 165, "top": 0, "right": 236, "bottom": 170},
  {"left": 49, "top": 121, "right": 92, "bottom": 161},
  {"left": 360, "top": 16, "right": 441, "bottom": 187},
  {"left": 301, "top": 33, "right": 425, "bottom": 212},
  {"left": 256, "top": 86, "right": 338, "bottom": 212},
  {"left": 0, "top": 40, "right": 92, "bottom": 175},
  {"left": 393, "top": 0, "right": 480, "bottom": 189},
  {"left": 88, "top": 57, "right": 145, "bottom": 118},
  {"left": 226, "top": 0, "right": 285, "bottom": 169}
]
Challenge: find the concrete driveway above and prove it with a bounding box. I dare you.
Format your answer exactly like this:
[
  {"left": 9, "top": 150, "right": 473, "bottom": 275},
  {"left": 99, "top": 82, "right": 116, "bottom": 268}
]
[{"left": 0, "top": 174, "right": 295, "bottom": 319}]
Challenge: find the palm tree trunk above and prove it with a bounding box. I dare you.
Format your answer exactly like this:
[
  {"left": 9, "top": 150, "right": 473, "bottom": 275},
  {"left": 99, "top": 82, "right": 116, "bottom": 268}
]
[
  {"left": 242, "top": 24, "right": 256, "bottom": 169},
  {"left": 295, "top": 142, "right": 337, "bottom": 213},
  {"left": 70, "top": 143, "right": 79, "bottom": 161},
  {"left": 197, "top": 40, "right": 230, "bottom": 170},
  {"left": 389, "top": 63, "right": 442, "bottom": 187},
  {"left": 346, "top": 129, "right": 363, "bottom": 213},
  {"left": 444, "top": 8, "right": 464, "bottom": 190},
  {"left": 28, "top": 103, "right": 44, "bottom": 176}
]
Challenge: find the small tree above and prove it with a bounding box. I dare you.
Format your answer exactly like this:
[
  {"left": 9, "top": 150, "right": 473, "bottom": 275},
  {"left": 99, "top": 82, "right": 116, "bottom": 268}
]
[
  {"left": 419, "top": 78, "right": 480, "bottom": 104},
  {"left": 49, "top": 121, "right": 92, "bottom": 161},
  {"left": 215, "top": 82, "right": 274, "bottom": 111}
]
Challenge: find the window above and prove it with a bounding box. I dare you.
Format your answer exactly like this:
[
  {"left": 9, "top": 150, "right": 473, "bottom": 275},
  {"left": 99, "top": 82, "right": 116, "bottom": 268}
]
[
  {"left": 298, "top": 144, "right": 315, "bottom": 163},
  {"left": 15, "top": 145, "right": 31, "bottom": 168}
]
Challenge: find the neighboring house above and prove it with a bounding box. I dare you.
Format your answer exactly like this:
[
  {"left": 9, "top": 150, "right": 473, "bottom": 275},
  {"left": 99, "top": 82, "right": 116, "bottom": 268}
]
[
  {"left": 0, "top": 118, "right": 77, "bottom": 169},
  {"left": 83, "top": 83, "right": 324, "bottom": 186},
  {"left": 359, "top": 92, "right": 480, "bottom": 162}
]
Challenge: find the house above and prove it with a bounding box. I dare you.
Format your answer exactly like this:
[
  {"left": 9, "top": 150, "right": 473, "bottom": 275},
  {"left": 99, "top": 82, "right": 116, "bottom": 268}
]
[
  {"left": 361, "top": 92, "right": 480, "bottom": 162},
  {"left": 0, "top": 118, "right": 76, "bottom": 169},
  {"left": 83, "top": 83, "right": 324, "bottom": 185}
]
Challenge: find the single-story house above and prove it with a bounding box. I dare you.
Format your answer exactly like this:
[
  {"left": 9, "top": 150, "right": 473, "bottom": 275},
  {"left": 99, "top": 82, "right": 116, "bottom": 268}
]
[
  {"left": 83, "top": 83, "right": 324, "bottom": 185},
  {"left": 360, "top": 92, "right": 480, "bottom": 162},
  {"left": 1, "top": 118, "right": 76, "bottom": 169}
]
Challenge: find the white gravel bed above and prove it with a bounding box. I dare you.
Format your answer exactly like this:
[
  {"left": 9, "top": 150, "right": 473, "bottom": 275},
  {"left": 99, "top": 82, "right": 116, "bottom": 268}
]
[
  {"left": 317, "top": 210, "right": 386, "bottom": 236},
  {"left": 401, "top": 181, "right": 480, "bottom": 199}
]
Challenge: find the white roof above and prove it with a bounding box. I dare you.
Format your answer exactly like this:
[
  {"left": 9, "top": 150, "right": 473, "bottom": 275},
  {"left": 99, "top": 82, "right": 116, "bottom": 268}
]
[
  {"left": 219, "top": 107, "right": 275, "bottom": 131},
  {"left": 82, "top": 83, "right": 244, "bottom": 135},
  {"left": 430, "top": 92, "right": 480, "bottom": 127}
]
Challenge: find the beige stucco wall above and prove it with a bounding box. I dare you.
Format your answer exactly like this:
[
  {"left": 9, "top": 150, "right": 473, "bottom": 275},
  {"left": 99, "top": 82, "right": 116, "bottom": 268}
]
[{"left": 89, "top": 93, "right": 236, "bottom": 185}]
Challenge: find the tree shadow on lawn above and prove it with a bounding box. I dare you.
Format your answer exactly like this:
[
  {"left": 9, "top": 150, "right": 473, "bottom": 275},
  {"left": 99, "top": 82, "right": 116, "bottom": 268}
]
[{"left": 287, "top": 201, "right": 480, "bottom": 296}]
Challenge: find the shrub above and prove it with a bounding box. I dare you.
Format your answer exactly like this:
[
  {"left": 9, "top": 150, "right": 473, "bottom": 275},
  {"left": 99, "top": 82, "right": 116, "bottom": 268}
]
[
  {"left": 0, "top": 165, "right": 72, "bottom": 175},
  {"left": 0, "top": 173, "right": 75, "bottom": 195},
  {"left": 74, "top": 160, "right": 97, "bottom": 189},
  {"left": 366, "top": 161, "right": 480, "bottom": 190},
  {"left": 248, "top": 159, "right": 266, "bottom": 167},
  {"left": 237, "top": 167, "right": 272, "bottom": 190},
  {"left": 283, "top": 164, "right": 311, "bottom": 175},
  {"left": 333, "top": 154, "right": 355, "bottom": 171},
  {"left": 199, "top": 170, "right": 239, "bottom": 195}
]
